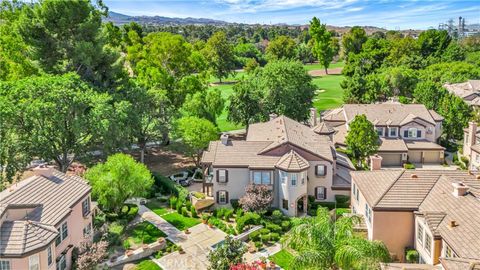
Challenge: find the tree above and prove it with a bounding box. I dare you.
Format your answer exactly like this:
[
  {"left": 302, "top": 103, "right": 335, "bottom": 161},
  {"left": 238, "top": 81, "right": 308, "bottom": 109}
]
[
  {"left": 0, "top": 73, "right": 129, "bottom": 172},
  {"left": 207, "top": 235, "right": 246, "bottom": 270},
  {"left": 244, "top": 58, "right": 260, "bottom": 74},
  {"left": 203, "top": 31, "right": 236, "bottom": 83},
  {"left": 76, "top": 240, "right": 108, "bottom": 270},
  {"left": 182, "top": 89, "right": 225, "bottom": 125},
  {"left": 376, "top": 66, "right": 418, "bottom": 98},
  {"left": 345, "top": 115, "right": 379, "bottom": 167},
  {"left": 417, "top": 29, "right": 451, "bottom": 58},
  {"left": 309, "top": 17, "right": 337, "bottom": 74},
  {"left": 85, "top": 153, "right": 154, "bottom": 214},
  {"left": 437, "top": 94, "right": 472, "bottom": 142},
  {"left": 176, "top": 117, "right": 219, "bottom": 166},
  {"left": 296, "top": 42, "right": 314, "bottom": 64},
  {"left": 266, "top": 35, "right": 297, "bottom": 61},
  {"left": 419, "top": 62, "right": 480, "bottom": 84},
  {"left": 239, "top": 184, "right": 273, "bottom": 213},
  {"left": 234, "top": 42, "right": 265, "bottom": 67},
  {"left": 228, "top": 77, "right": 264, "bottom": 130},
  {"left": 413, "top": 81, "right": 447, "bottom": 110},
  {"left": 283, "top": 208, "right": 390, "bottom": 270},
  {"left": 341, "top": 26, "right": 367, "bottom": 60},
  {"left": 260, "top": 60, "right": 316, "bottom": 121},
  {"left": 17, "top": 0, "right": 125, "bottom": 88},
  {"left": 442, "top": 42, "right": 466, "bottom": 62}
]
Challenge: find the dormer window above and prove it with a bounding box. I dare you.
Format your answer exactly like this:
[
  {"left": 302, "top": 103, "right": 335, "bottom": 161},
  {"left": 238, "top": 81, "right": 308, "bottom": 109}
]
[
  {"left": 376, "top": 127, "right": 384, "bottom": 136},
  {"left": 388, "top": 127, "right": 397, "bottom": 137},
  {"left": 405, "top": 128, "right": 421, "bottom": 138}
]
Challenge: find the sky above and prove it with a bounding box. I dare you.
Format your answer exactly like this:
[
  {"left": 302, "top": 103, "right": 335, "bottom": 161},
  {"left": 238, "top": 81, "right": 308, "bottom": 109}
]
[{"left": 103, "top": 0, "right": 480, "bottom": 30}]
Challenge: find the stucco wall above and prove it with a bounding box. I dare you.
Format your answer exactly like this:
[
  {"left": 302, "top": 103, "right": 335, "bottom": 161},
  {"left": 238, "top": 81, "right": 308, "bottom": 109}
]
[
  {"left": 400, "top": 121, "right": 435, "bottom": 142},
  {"left": 212, "top": 167, "right": 250, "bottom": 207},
  {"left": 306, "top": 160, "right": 335, "bottom": 201}
]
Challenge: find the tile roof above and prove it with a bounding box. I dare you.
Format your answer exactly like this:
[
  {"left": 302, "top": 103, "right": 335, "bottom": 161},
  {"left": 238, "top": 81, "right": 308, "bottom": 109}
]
[
  {"left": 405, "top": 141, "right": 445, "bottom": 150},
  {"left": 380, "top": 263, "right": 441, "bottom": 270},
  {"left": 444, "top": 80, "right": 480, "bottom": 99},
  {"left": 312, "top": 122, "right": 335, "bottom": 134},
  {"left": 378, "top": 138, "right": 408, "bottom": 152},
  {"left": 418, "top": 176, "right": 480, "bottom": 259},
  {"left": 440, "top": 257, "right": 480, "bottom": 270},
  {"left": 351, "top": 170, "right": 403, "bottom": 206},
  {"left": 323, "top": 104, "right": 441, "bottom": 126},
  {"left": 0, "top": 169, "right": 91, "bottom": 256},
  {"left": 275, "top": 150, "right": 310, "bottom": 172}
]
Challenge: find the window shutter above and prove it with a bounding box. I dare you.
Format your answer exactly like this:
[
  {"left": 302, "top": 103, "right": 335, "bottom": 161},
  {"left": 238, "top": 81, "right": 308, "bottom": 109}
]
[
  {"left": 417, "top": 130, "right": 421, "bottom": 138},
  {"left": 226, "top": 191, "right": 229, "bottom": 204},
  {"left": 216, "top": 191, "right": 219, "bottom": 203},
  {"left": 322, "top": 165, "right": 326, "bottom": 176},
  {"left": 216, "top": 170, "right": 219, "bottom": 182},
  {"left": 314, "top": 165, "right": 318, "bottom": 176},
  {"left": 225, "top": 170, "right": 229, "bottom": 182},
  {"left": 314, "top": 187, "right": 318, "bottom": 199},
  {"left": 404, "top": 130, "right": 408, "bottom": 137},
  {"left": 323, "top": 187, "right": 327, "bottom": 200}
]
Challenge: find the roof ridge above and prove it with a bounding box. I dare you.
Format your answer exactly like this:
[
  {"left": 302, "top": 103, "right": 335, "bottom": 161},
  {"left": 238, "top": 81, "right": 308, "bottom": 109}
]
[
  {"left": 373, "top": 170, "right": 406, "bottom": 207},
  {"left": 417, "top": 174, "right": 445, "bottom": 207}
]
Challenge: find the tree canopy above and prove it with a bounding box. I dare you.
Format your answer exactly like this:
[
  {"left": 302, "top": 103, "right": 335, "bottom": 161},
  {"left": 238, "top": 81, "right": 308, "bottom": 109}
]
[{"left": 345, "top": 115, "right": 379, "bottom": 167}]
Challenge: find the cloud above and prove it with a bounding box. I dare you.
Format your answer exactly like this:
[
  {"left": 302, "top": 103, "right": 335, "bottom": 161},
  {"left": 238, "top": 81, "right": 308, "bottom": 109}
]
[
  {"left": 214, "top": 0, "right": 359, "bottom": 12},
  {"left": 346, "top": 6, "right": 364, "bottom": 12}
]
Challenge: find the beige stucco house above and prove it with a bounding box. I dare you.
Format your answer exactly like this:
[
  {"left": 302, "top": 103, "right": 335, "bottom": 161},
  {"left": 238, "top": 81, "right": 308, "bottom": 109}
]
[
  {"left": 323, "top": 103, "right": 445, "bottom": 166},
  {"left": 201, "top": 114, "right": 355, "bottom": 216},
  {"left": 0, "top": 167, "right": 93, "bottom": 270},
  {"left": 351, "top": 169, "right": 480, "bottom": 265},
  {"left": 444, "top": 80, "right": 480, "bottom": 107},
  {"left": 462, "top": 121, "right": 480, "bottom": 170}
]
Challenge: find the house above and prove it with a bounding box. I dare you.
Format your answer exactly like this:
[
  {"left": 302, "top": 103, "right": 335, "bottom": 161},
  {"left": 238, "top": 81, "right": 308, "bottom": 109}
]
[
  {"left": 200, "top": 114, "right": 355, "bottom": 216},
  {"left": 462, "top": 121, "right": 480, "bottom": 170},
  {"left": 351, "top": 169, "right": 480, "bottom": 264},
  {"left": 444, "top": 80, "right": 480, "bottom": 107},
  {"left": 323, "top": 103, "right": 445, "bottom": 166},
  {"left": 0, "top": 167, "right": 93, "bottom": 270}
]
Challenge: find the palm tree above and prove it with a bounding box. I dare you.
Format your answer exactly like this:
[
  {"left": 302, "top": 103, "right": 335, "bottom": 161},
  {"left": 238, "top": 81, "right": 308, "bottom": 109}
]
[{"left": 282, "top": 208, "right": 390, "bottom": 270}]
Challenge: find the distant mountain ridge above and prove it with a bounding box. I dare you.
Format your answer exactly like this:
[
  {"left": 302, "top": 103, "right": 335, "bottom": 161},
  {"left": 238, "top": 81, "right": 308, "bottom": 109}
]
[{"left": 106, "top": 11, "right": 228, "bottom": 25}]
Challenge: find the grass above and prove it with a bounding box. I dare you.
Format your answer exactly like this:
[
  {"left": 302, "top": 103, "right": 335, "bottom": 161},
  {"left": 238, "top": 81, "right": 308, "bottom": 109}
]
[
  {"left": 126, "top": 221, "right": 167, "bottom": 245},
  {"left": 303, "top": 61, "right": 344, "bottom": 72},
  {"left": 134, "top": 260, "right": 163, "bottom": 270},
  {"left": 162, "top": 212, "right": 201, "bottom": 230},
  {"left": 269, "top": 249, "right": 295, "bottom": 270},
  {"left": 146, "top": 200, "right": 169, "bottom": 216}
]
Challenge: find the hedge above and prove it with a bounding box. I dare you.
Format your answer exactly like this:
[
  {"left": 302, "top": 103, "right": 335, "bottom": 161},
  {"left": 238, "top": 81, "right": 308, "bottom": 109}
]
[{"left": 153, "top": 172, "right": 188, "bottom": 201}]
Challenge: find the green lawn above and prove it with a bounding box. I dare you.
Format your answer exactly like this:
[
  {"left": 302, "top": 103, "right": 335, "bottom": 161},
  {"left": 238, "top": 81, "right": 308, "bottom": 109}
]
[
  {"left": 303, "top": 61, "right": 345, "bottom": 71},
  {"left": 146, "top": 200, "right": 169, "bottom": 216},
  {"left": 269, "top": 249, "right": 295, "bottom": 270},
  {"left": 126, "top": 221, "right": 167, "bottom": 245},
  {"left": 134, "top": 260, "right": 163, "bottom": 270},
  {"left": 162, "top": 212, "right": 201, "bottom": 230}
]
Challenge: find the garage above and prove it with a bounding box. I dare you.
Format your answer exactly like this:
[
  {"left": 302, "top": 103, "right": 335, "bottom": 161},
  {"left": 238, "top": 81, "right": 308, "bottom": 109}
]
[
  {"left": 408, "top": 151, "right": 422, "bottom": 163},
  {"left": 379, "top": 153, "right": 403, "bottom": 166},
  {"left": 423, "top": 151, "right": 442, "bottom": 164}
]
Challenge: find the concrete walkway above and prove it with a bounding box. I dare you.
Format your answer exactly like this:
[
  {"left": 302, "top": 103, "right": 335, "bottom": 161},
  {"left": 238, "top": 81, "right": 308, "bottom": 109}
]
[
  {"left": 137, "top": 204, "right": 188, "bottom": 243},
  {"left": 244, "top": 243, "right": 282, "bottom": 263}
]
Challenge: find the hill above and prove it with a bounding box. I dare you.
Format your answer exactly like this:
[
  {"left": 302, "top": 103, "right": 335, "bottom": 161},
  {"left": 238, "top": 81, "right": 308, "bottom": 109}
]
[{"left": 106, "top": 11, "right": 228, "bottom": 25}]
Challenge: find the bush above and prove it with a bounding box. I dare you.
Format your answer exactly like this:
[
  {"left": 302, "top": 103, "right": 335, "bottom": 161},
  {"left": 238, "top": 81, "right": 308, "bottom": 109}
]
[
  {"left": 259, "top": 228, "right": 270, "bottom": 235},
  {"left": 271, "top": 210, "right": 283, "bottom": 224},
  {"left": 406, "top": 249, "right": 419, "bottom": 263},
  {"left": 215, "top": 207, "right": 226, "bottom": 219},
  {"left": 201, "top": 213, "right": 209, "bottom": 221},
  {"left": 186, "top": 201, "right": 193, "bottom": 211},
  {"left": 181, "top": 207, "right": 189, "bottom": 217},
  {"left": 107, "top": 222, "right": 125, "bottom": 246},
  {"left": 123, "top": 239, "right": 131, "bottom": 250},
  {"left": 266, "top": 223, "right": 282, "bottom": 233},
  {"left": 224, "top": 209, "right": 234, "bottom": 221},
  {"left": 230, "top": 199, "right": 240, "bottom": 209},
  {"left": 334, "top": 195, "right": 350, "bottom": 204},
  {"left": 169, "top": 196, "right": 177, "bottom": 209},
  {"left": 155, "top": 250, "right": 163, "bottom": 259},
  {"left": 192, "top": 192, "right": 206, "bottom": 199},
  {"left": 336, "top": 208, "right": 351, "bottom": 216},
  {"left": 404, "top": 163, "right": 415, "bottom": 169},
  {"left": 255, "top": 241, "right": 263, "bottom": 249},
  {"left": 236, "top": 212, "right": 261, "bottom": 232},
  {"left": 236, "top": 208, "right": 244, "bottom": 218},
  {"left": 153, "top": 173, "right": 188, "bottom": 200},
  {"left": 281, "top": 220, "right": 291, "bottom": 231},
  {"left": 121, "top": 204, "right": 139, "bottom": 222},
  {"left": 260, "top": 234, "right": 270, "bottom": 243},
  {"left": 316, "top": 202, "right": 336, "bottom": 210},
  {"left": 176, "top": 201, "right": 183, "bottom": 214},
  {"left": 190, "top": 207, "right": 197, "bottom": 218},
  {"left": 249, "top": 230, "right": 261, "bottom": 241},
  {"left": 270, "top": 232, "right": 280, "bottom": 241}
]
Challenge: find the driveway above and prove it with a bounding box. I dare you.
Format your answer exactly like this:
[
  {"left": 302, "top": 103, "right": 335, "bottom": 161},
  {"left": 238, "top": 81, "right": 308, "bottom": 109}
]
[{"left": 155, "top": 224, "right": 227, "bottom": 270}]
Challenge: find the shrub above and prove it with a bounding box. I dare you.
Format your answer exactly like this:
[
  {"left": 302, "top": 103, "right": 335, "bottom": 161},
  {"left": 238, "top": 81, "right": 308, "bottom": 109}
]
[
  {"left": 181, "top": 207, "right": 189, "bottom": 217},
  {"left": 236, "top": 208, "right": 244, "bottom": 218},
  {"left": 192, "top": 192, "right": 206, "bottom": 199},
  {"left": 224, "top": 209, "right": 234, "bottom": 221},
  {"left": 190, "top": 207, "right": 197, "bottom": 218},
  {"left": 335, "top": 195, "right": 350, "bottom": 204},
  {"left": 404, "top": 163, "right": 415, "bottom": 170},
  {"left": 230, "top": 199, "right": 240, "bottom": 209},
  {"left": 406, "top": 249, "right": 419, "bottom": 263},
  {"left": 259, "top": 228, "right": 270, "bottom": 235},
  {"left": 155, "top": 250, "right": 163, "bottom": 259},
  {"left": 249, "top": 230, "right": 261, "bottom": 241},
  {"left": 270, "top": 232, "right": 280, "bottom": 241},
  {"left": 336, "top": 208, "right": 351, "bottom": 216},
  {"left": 153, "top": 173, "right": 188, "bottom": 200},
  {"left": 266, "top": 223, "right": 282, "bottom": 233},
  {"left": 281, "top": 220, "right": 291, "bottom": 231},
  {"left": 201, "top": 213, "right": 209, "bottom": 221},
  {"left": 316, "top": 202, "right": 336, "bottom": 210},
  {"left": 260, "top": 234, "right": 270, "bottom": 243},
  {"left": 255, "top": 241, "right": 263, "bottom": 249},
  {"left": 236, "top": 212, "right": 261, "bottom": 232},
  {"left": 271, "top": 210, "right": 283, "bottom": 224},
  {"left": 215, "top": 207, "right": 226, "bottom": 219},
  {"left": 121, "top": 204, "right": 139, "bottom": 222},
  {"left": 169, "top": 196, "right": 177, "bottom": 209},
  {"left": 123, "top": 239, "right": 131, "bottom": 250},
  {"left": 176, "top": 201, "right": 183, "bottom": 214},
  {"left": 186, "top": 201, "right": 193, "bottom": 211}
]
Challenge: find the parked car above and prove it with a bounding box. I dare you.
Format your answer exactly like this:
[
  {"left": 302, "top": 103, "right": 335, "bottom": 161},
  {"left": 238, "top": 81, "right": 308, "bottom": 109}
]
[
  {"left": 178, "top": 179, "right": 191, "bottom": 187},
  {"left": 169, "top": 171, "right": 189, "bottom": 182}
]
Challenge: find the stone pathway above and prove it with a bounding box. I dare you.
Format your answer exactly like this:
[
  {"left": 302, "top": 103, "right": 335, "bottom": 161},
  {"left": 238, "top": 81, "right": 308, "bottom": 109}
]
[{"left": 244, "top": 243, "right": 282, "bottom": 263}]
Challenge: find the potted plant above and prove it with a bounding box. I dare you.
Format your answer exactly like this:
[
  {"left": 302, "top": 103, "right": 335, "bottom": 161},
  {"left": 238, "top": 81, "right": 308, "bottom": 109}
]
[
  {"left": 258, "top": 258, "right": 267, "bottom": 270},
  {"left": 185, "top": 229, "right": 191, "bottom": 234},
  {"left": 125, "top": 250, "right": 134, "bottom": 257},
  {"left": 178, "top": 245, "right": 185, "bottom": 254},
  {"left": 158, "top": 237, "right": 166, "bottom": 244},
  {"left": 201, "top": 213, "right": 209, "bottom": 224},
  {"left": 142, "top": 243, "right": 149, "bottom": 250}
]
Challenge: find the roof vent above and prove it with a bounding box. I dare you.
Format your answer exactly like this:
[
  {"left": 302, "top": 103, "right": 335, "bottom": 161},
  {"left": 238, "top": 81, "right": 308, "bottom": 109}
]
[
  {"left": 452, "top": 182, "right": 469, "bottom": 197},
  {"left": 449, "top": 220, "right": 458, "bottom": 228},
  {"left": 411, "top": 174, "right": 418, "bottom": 179},
  {"left": 32, "top": 166, "right": 54, "bottom": 179}
]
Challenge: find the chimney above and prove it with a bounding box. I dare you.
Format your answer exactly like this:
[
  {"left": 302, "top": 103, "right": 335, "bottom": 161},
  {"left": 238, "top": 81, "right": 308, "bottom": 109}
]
[
  {"left": 220, "top": 133, "right": 229, "bottom": 146},
  {"left": 370, "top": 154, "right": 382, "bottom": 171},
  {"left": 32, "top": 166, "right": 54, "bottom": 179},
  {"left": 309, "top": 108, "right": 317, "bottom": 127},
  {"left": 469, "top": 121, "right": 477, "bottom": 146},
  {"left": 449, "top": 220, "right": 458, "bottom": 228},
  {"left": 452, "top": 182, "right": 469, "bottom": 197},
  {"left": 269, "top": 113, "right": 278, "bottom": 121}
]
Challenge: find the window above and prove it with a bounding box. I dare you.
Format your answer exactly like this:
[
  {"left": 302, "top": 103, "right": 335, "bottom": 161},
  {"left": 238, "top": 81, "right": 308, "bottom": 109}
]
[
  {"left": 282, "top": 199, "right": 288, "bottom": 210},
  {"left": 218, "top": 190, "right": 227, "bottom": 204},
  {"left": 56, "top": 221, "right": 68, "bottom": 246},
  {"left": 29, "top": 254, "right": 39, "bottom": 270},
  {"left": 356, "top": 187, "right": 359, "bottom": 202},
  {"left": 83, "top": 223, "right": 92, "bottom": 238},
  {"left": 82, "top": 197, "right": 91, "bottom": 217},
  {"left": 425, "top": 233, "right": 432, "bottom": 255},
  {"left": 56, "top": 255, "right": 66, "bottom": 270},
  {"left": 301, "top": 173, "right": 305, "bottom": 185},
  {"left": 365, "top": 204, "right": 372, "bottom": 224},
  {"left": 279, "top": 171, "right": 288, "bottom": 184},
  {"left": 316, "top": 186, "right": 326, "bottom": 200},
  {"left": 217, "top": 170, "right": 227, "bottom": 183},
  {"left": 315, "top": 165, "right": 326, "bottom": 176},
  {"left": 389, "top": 127, "right": 397, "bottom": 137},
  {"left": 476, "top": 153, "right": 480, "bottom": 164},
  {"left": 408, "top": 128, "right": 418, "bottom": 138},
  {"left": 47, "top": 245, "right": 53, "bottom": 266},
  {"left": 252, "top": 171, "right": 271, "bottom": 185},
  {"left": 376, "top": 127, "right": 384, "bottom": 136},
  {"left": 291, "top": 173, "right": 297, "bottom": 186},
  {"left": 445, "top": 244, "right": 456, "bottom": 258},
  {"left": 353, "top": 183, "right": 356, "bottom": 196},
  {"left": 417, "top": 223, "right": 424, "bottom": 245},
  {"left": 0, "top": 261, "right": 10, "bottom": 270}
]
